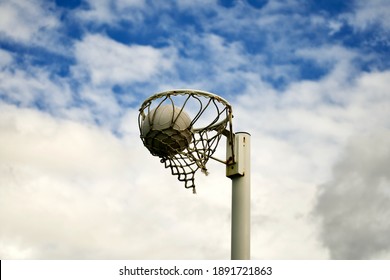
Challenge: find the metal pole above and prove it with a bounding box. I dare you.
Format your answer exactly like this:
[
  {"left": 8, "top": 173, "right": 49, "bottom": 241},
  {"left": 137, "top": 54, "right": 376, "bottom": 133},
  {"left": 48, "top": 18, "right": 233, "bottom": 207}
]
[{"left": 226, "top": 132, "right": 251, "bottom": 260}]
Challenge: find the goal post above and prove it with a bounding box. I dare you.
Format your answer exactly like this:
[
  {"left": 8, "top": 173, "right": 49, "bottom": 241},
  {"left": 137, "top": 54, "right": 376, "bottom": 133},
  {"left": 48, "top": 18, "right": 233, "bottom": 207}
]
[
  {"left": 226, "top": 132, "right": 251, "bottom": 260},
  {"left": 138, "top": 89, "right": 251, "bottom": 259}
]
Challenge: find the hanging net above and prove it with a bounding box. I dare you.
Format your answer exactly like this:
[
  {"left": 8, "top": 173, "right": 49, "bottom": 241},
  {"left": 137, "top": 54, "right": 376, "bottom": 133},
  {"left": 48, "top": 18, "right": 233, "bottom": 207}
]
[{"left": 138, "top": 89, "right": 233, "bottom": 193}]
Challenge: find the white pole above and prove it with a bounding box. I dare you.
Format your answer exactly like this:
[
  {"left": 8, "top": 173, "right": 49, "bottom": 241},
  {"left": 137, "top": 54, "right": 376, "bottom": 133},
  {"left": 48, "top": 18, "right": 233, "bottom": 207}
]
[{"left": 226, "top": 132, "right": 251, "bottom": 260}]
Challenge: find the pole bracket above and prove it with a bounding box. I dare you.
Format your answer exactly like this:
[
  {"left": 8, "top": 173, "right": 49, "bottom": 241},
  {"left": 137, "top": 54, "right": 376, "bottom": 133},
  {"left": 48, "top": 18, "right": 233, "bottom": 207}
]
[{"left": 226, "top": 133, "right": 249, "bottom": 178}]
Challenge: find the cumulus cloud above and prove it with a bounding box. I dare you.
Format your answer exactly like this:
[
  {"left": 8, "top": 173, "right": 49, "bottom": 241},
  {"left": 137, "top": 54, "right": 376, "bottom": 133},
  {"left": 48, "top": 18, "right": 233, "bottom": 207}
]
[
  {"left": 1, "top": 63, "right": 389, "bottom": 260},
  {"left": 0, "top": 0, "right": 59, "bottom": 43},
  {"left": 68, "top": 34, "right": 177, "bottom": 128},
  {"left": 314, "top": 130, "right": 390, "bottom": 259},
  {"left": 0, "top": 65, "right": 73, "bottom": 113},
  {"left": 347, "top": 0, "right": 390, "bottom": 30},
  {"left": 229, "top": 67, "right": 390, "bottom": 259},
  {"left": 72, "top": 34, "right": 176, "bottom": 87},
  {"left": 0, "top": 104, "right": 233, "bottom": 259},
  {"left": 295, "top": 45, "right": 358, "bottom": 71},
  {"left": 1, "top": 0, "right": 390, "bottom": 260}
]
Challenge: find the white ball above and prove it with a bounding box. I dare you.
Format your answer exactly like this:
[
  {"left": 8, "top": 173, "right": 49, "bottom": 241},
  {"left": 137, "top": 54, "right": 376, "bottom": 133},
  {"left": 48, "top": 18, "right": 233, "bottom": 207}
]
[
  {"left": 141, "top": 105, "right": 192, "bottom": 157},
  {"left": 141, "top": 105, "right": 191, "bottom": 135}
]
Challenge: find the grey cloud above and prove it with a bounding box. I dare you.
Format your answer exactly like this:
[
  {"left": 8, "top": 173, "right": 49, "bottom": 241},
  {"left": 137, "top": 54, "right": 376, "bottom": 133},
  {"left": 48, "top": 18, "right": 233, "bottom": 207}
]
[{"left": 314, "top": 130, "right": 390, "bottom": 259}]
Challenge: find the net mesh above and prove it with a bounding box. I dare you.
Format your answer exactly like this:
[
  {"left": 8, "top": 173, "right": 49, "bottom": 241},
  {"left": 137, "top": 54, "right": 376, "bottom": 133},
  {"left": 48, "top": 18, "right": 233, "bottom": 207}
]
[{"left": 138, "top": 89, "right": 233, "bottom": 193}]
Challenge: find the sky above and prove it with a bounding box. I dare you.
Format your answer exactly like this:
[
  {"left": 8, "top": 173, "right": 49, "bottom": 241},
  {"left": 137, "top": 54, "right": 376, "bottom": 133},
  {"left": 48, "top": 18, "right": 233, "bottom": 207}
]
[{"left": 0, "top": 0, "right": 389, "bottom": 260}]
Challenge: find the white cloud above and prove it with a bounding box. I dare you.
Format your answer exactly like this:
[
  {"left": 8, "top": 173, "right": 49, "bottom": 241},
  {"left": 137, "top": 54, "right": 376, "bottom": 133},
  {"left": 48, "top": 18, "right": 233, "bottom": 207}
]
[
  {"left": 0, "top": 0, "right": 59, "bottom": 43},
  {"left": 1, "top": 68, "right": 389, "bottom": 259},
  {"left": 72, "top": 34, "right": 176, "bottom": 87},
  {"left": 0, "top": 66, "right": 73, "bottom": 112},
  {"left": 0, "top": 49, "right": 13, "bottom": 68},
  {"left": 1, "top": 0, "right": 390, "bottom": 260},
  {"left": 295, "top": 45, "right": 358, "bottom": 70},
  {"left": 69, "top": 34, "right": 178, "bottom": 128},
  {"left": 75, "top": 0, "right": 146, "bottom": 25},
  {"left": 0, "top": 104, "right": 233, "bottom": 259},
  {"left": 76, "top": 0, "right": 114, "bottom": 23},
  {"left": 230, "top": 67, "right": 390, "bottom": 259},
  {"left": 115, "top": 0, "right": 146, "bottom": 12},
  {"left": 347, "top": 0, "right": 390, "bottom": 30}
]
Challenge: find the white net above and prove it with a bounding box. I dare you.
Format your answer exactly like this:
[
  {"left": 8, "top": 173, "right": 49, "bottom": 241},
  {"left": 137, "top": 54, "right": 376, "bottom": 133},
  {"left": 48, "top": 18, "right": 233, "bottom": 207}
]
[{"left": 138, "top": 89, "right": 233, "bottom": 193}]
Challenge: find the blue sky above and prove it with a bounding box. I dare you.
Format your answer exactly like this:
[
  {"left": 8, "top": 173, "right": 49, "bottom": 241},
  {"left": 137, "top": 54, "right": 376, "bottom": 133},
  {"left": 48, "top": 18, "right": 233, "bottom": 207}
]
[{"left": 1, "top": 0, "right": 390, "bottom": 259}]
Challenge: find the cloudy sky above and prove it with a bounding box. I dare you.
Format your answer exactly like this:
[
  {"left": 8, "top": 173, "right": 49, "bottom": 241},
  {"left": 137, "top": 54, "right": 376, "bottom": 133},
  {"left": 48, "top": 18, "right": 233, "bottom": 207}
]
[{"left": 1, "top": 0, "right": 389, "bottom": 260}]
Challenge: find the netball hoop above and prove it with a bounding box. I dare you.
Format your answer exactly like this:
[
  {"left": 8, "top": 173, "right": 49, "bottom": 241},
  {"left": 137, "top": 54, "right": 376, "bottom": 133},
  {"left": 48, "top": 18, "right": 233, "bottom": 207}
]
[
  {"left": 138, "top": 89, "right": 250, "bottom": 260},
  {"left": 138, "top": 89, "right": 234, "bottom": 193}
]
